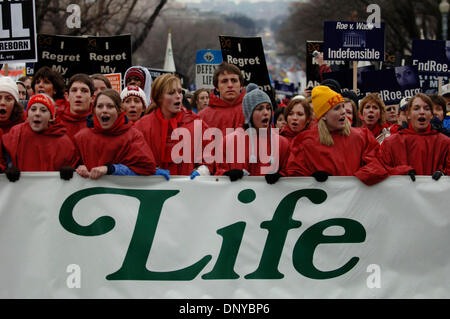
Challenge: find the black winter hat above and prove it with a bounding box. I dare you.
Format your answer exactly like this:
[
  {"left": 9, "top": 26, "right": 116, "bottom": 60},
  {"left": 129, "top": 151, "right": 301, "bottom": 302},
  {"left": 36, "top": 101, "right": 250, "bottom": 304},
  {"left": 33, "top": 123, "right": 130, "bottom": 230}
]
[{"left": 320, "top": 78, "right": 342, "bottom": 94}]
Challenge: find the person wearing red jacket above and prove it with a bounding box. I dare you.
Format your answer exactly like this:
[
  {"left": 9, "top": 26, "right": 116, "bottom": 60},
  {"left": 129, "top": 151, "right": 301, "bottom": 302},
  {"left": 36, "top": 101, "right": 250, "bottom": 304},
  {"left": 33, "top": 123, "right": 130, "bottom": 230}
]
[
  {"left": 134, "top": 74, "right": 210, "bottom": 178},
  {"left": 359, "top": 93, "right": 390, "bottom": 142},
  {"left": 74, "top": 89, "right": 162, "bottom": 180},
  {"left": 286, "top": 85, "right": 389, "bottom": 186},
  {"left": 1, "top": 94, "right": 79, "bottom": 182},
  {"left": 280, "top": 98, "right": 313, "bottom": 143},
  {"left": 215, "top": 83, "right": 290, "bottom": 184},
  {"left": 57, "top": 74, "right": 94, "bottom": 140},
  {"left": 197, "top": 62, "right": 246, "bottom": 135},
  {"left": 380, "top": 93, "right": 449, "bottom": 181},
  {"left": 0, "top": 76, "right": 25, "bottom": 134},
  {"left": 31, "top": 66, "right": 67, "bottom": 111}
]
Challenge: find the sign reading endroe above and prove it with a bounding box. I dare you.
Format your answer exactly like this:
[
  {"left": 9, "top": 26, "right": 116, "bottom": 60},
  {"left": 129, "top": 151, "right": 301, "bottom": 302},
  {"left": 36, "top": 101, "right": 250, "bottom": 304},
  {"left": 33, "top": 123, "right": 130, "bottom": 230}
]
[
  {"left": 323, "top": 21, "right": 385, "bottom": 62},
  {"left": 0, "top": 0, "right": 37, "bottom": 63},
  {"left": 219, "top": 36, "right": 274, "bottom": 100},
  {"left": 34, "top": 34, "right": 131, "bottom": 81}
]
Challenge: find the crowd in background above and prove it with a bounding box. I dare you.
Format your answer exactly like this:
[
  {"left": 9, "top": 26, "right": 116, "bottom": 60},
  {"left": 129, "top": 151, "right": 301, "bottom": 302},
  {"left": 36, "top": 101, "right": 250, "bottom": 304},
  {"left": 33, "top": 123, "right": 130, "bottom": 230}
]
[{"left": 0, "top": 61, "right": 448, "bottom": 184}]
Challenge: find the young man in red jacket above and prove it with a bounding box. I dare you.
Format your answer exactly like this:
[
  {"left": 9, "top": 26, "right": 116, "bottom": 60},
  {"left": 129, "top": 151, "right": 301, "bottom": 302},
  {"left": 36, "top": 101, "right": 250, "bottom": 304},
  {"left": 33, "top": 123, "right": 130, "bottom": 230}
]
[{"left": 197, "top": 62, "right": 246, "bottom": 135}]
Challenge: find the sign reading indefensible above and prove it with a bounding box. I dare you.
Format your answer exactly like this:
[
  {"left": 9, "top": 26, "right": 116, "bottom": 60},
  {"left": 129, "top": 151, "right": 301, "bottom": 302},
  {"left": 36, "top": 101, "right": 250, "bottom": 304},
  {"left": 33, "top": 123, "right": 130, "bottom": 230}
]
[
  {"left": 323, "top": 21, "right": 385, "bottom": 62},
  {"left": 0, "top": 0, "right": 37, "bottom": 63},
  {"left": 219, "top": 36, "right": 274, "bottom": 100},
  {"left": 195, "top": 49, "right": 222, "bottom": 90}
]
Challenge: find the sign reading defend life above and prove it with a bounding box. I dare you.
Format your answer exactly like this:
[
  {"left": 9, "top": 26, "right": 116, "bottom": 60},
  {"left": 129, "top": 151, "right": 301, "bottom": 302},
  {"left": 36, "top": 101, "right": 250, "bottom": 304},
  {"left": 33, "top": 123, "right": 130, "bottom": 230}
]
[
  {"left": 323, "top": 21, "right": 385, "bottom": 62},
  {"left": 195, "top": 49, "right": 222, "bottom": 90},
  {"left": 0, "top": 0, "right": 37, "bottom": 63}
]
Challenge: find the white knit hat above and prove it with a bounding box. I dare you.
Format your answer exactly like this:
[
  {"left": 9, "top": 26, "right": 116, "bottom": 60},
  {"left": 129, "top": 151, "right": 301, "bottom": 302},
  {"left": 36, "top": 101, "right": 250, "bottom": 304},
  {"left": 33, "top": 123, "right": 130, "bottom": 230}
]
[
  {"left": 120, "top": 85, "right": 148, "bottom": 109},
  {"left": 0, "top": 76, "right": 19, "bottom": 102}
]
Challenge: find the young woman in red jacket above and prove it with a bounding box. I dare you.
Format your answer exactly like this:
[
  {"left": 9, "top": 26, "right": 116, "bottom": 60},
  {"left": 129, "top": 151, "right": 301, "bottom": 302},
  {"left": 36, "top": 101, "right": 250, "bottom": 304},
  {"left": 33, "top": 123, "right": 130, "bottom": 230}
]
[
  {"left": 1, "top": 94, "right": 79, "bottom": 182},
  {"left": 359, "top": 93, "right": 390, "bottom": 142},
  {"left": 285, "top": 86, "right": 389, "bottom": 186},
  {"left": 280, "top": 98, "right": 313, "bottom": 143},
  {"left": 215, "top": 83, "right": 290, "bottom": 184},
  {"left": 380, "top": 93, "right": 449, "bottom": 181},
  {"left": 134, "top": 74, "right": 211, "bottom": 178},
  {"left": 73, "top": 89, "right": 165, "bottom": 180}
]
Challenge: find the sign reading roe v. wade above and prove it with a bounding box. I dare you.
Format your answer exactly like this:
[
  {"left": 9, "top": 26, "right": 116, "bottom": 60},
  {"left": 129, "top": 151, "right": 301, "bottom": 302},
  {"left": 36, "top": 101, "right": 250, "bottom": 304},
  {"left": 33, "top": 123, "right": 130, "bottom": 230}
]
[
  {"left": 0, "top": 0, "right": 37, "bottom": 63},
  {"left": 324, "top": 21, "right": 385, "bottom": 62},
  {"left": 0, "top": 174, "right": 449, "bottom": 298}
]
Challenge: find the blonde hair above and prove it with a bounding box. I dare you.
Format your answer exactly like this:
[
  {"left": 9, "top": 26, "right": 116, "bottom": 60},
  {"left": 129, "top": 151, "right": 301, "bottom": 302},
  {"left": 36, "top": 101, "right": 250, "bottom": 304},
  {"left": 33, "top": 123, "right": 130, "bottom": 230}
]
[
  {"left": 318, "top": 117, "right": 351, "bottom": 146},
  {"left": 146, "top": 73, "right": 181, "bottom": 114},
  {"left": 359, "top": 93, "right": 386, "bottom": 126}
]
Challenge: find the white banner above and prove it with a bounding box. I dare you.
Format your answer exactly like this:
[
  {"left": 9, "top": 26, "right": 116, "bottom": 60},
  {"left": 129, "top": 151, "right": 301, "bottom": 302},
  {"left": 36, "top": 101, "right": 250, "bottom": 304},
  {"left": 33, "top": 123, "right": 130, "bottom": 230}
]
[{"left": 0, "top": 174, "right": 449, "bottom": 298}]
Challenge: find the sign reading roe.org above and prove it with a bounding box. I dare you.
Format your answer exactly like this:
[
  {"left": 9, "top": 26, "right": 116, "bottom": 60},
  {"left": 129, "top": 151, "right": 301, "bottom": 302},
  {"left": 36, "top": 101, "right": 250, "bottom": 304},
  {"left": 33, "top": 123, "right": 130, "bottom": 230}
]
[
  {"left": 324, "top": 21, "right": 385, "bottom": 62},
  {"left": 0, "top": 0, "right": 37, "bottom": 63}
]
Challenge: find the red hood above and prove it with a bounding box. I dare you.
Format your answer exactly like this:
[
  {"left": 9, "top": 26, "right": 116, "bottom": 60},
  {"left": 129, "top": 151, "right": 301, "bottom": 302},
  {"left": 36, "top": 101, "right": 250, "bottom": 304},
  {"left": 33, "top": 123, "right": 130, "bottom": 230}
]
[
  {"left": 208, "top": 89, "right": 245, "bottom": 108},
  {"left": 399, "top": 123, "right": 438, "bottom": 136}
]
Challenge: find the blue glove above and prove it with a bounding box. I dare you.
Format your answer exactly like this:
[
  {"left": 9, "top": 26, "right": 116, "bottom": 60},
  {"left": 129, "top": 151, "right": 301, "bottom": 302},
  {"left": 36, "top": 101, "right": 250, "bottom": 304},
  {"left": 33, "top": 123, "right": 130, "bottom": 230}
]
[
  {"left": 155, "top": 168, "right": 170, "bottom": 181},
  {"left": 190, "top": 170, "right": 200, "bottom": 180}
]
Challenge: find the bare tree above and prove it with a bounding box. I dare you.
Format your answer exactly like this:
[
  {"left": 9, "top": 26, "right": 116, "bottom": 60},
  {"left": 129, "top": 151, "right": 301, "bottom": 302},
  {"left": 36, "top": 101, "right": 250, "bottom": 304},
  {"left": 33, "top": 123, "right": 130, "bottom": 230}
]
[{"left": 35, "top": 0, "right": 167, "bottom": 54}]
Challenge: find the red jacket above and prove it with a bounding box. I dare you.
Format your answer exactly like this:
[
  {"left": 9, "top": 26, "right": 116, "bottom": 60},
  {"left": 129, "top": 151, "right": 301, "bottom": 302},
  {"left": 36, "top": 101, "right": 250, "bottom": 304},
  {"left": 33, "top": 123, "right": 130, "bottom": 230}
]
[
  {"left": 2, "top": 121, "right": 79, "bottom": 171},
  {"left": 361, "top": 121, "right": 390, "bottom": 139},
  {"left": 380, "top": 124, "right": 450, "bottom": 175},
  {"left": 74, "top": 113, "right": 156, "bottom": 175},
  {"left": 134, "top": 107, "right": 210, "bottom": 175},
  {"left": 286, "top": 125, "right": 389, "bottom": 185},
  {"left": 0, "top": 112, "right": 26, "bottom": 134},
  {"left": 215, "top": 128, "right": 290, "bottom": 176},
  {"left": 57, "top": 106, "right": 90, "bottom": 140},
  {"left": 197, "top": 89, "right": 245, "bottom": 135}
]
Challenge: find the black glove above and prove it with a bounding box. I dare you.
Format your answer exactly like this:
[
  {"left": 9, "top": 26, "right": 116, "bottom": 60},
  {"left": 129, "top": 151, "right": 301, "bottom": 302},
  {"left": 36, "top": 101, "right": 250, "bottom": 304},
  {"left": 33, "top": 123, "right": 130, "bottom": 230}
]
[
  {"left": 312, "top": 171, "right": 330, "bottom": 182},
  {"left": 5, "top": 166, "right": 20, "bottom": 182},
  {"left": 408, "top": 169, "right": 416, "bottom": 182},
  {"left": 432, "top": 170, "right": 444, "bottom": 181},
  {"left": 223, "top": 169, "right": 244, "bottom": 182},
  {"left": 265, "top": 172, "right": 283, "bottom": 185},
  {"left": 60, "top": 166, "right": 75, "bottom": 181}
]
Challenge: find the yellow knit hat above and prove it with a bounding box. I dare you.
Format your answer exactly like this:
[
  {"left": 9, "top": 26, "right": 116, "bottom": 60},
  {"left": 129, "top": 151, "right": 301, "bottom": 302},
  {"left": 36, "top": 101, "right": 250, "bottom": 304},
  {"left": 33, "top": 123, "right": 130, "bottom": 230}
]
[{"left": 311, "top": 85, "right": 345, "bottom": 119}]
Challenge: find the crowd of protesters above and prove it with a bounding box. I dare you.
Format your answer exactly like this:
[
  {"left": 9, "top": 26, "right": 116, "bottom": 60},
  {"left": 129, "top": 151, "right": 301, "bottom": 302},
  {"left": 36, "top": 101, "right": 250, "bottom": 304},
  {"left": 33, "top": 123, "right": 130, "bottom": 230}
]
[{"left": 0, "top": 61, "right": 448, "bottom": 184}]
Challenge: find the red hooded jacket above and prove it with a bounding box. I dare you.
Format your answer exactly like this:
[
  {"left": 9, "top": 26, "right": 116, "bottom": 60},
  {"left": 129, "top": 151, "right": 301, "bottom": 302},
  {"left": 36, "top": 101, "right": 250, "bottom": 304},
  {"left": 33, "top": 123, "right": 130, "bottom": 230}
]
[
  {"left": 380, "top": 124, "right": 450, "bottom": 175},
  {"left": 197, "top": 89, "right": 245, "bottom": 135},
  {"left": 1, "top": 120, "right": 79, "bottom": 171},
  {"left": 0, "top": 112, "right": 26, "bottom": 134},
  {"left": 286, "top": 125, "right": 389, "bottom": 185},
  {"left": 134, "top": 107, "right": 210, "bottom": 175},
  {"left": 57, "top": 106, "right": 90, "bottom": 140},
  {"left": 215, "top": 128, "right": 290, "bottom": 176},
  {"left": 74, "top": 113, "right": 156, "bottom": 175}
]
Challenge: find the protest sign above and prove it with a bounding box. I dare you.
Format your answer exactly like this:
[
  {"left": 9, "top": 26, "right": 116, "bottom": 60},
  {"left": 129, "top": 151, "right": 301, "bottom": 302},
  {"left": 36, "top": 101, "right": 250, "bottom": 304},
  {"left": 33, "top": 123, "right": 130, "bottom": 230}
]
[
  {"left": 412, "top": 39, "right": 450, "bottom": 76},
  {"left": 195, "top": 49, "right": 222, "bottom": 90},
  {"left": 34, "top": 34, "right": 132, "bottom": 83},
  {"left": 87, "top": 35, "right": 131, "bottom": 76},
  {"left": 360, "top": 66, "right": 421, "bottom": 105},
  {"left": 0, "top": 0, "right": 37, "bottom": 63},
  {"left": 219, "top": 35, "right": 275, "bottom": 101},
  {"left": 104, "top": 73, "right": 122, "bottom": 93},
  {"left": 322, "top": 65, "right": 374, "bottom": 98},
  {"left": 323, "top": 21, "right": 385, "bottom": 62},
  {"left": 147, "top": 67, "right": 184, "bottom": 86},
  {"left": 306, "top": 41, "right": 349, "bottom": 88}
]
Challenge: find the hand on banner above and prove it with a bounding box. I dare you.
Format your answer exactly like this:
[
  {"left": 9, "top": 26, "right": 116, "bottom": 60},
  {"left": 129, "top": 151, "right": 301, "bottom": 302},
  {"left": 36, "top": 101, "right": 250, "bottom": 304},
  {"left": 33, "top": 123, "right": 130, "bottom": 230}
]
[
  {"left": 432, "top": 170, "right": 444, "bottom": 181},
  {"left": 265, "top": 172, "right": 283, "bottom": 185},
  {"left": 60, "top": 166, "right": 75, "bottom": 181},
  {"left": 155, "top": 168, "right": 170, "bottom": 181},
  {"left": 407, "top": 169, "right": 416, "bottom": 182},
  {"left": 223, "top": 169, "right": 244, "bottom": 182},
  {"left": 5, "top": 166, "right": 20, "bottom": 182},
  {"left": 312, "top": 171, "right": 330, "bottom": 182}
]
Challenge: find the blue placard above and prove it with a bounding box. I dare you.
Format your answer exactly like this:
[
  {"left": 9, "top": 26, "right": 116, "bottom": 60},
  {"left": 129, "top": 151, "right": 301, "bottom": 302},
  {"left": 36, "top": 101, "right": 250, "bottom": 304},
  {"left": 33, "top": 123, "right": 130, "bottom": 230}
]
[
  {"left": 412, "top": 39, "right": 450, "bottom": 76},
  {"left": 195, "top": 50, "right": 222, "bottom": 64},
  {"left": 323, "top": 21, "right": 385, "bottom": 62}
]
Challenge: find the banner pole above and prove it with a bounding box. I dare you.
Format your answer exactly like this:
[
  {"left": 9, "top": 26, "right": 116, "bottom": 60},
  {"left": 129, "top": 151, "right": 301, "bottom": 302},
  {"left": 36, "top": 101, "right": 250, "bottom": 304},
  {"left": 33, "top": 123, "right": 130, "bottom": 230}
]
[
  {"left": 438, "top": 76, "right": 443, "bottom": 95},
  {"left": 352, "top": 61, "right": 357, "bottom": 92},
  {"left": 4, "top": 63, "right": 8, "bottom": 76}
]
